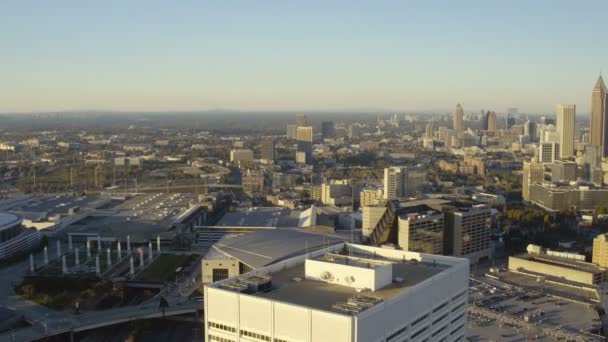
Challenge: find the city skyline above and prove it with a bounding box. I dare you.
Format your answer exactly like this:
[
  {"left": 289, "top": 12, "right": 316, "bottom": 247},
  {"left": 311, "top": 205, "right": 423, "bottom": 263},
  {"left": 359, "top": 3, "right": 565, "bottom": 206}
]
[{"left": 2, "top": 1, "right": 608, "bottom": 113}]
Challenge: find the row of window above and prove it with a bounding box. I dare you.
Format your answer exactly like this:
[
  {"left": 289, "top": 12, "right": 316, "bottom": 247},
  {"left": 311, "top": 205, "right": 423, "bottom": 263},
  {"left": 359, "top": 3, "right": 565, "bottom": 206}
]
[
  {"left": 241, "top": 329, "right": 271, "bottom": 342},
  {"left": 386, "top": 324, "right": 408, "bottom": 341},
  {"left": 208, "top": 335, "right": 234, "bottom": 342},
  {"left": 451, "top": 290, "right": 467, "bottom": 302},
  {"left": 411, "top": 313, "right": 429, "bottom": 327},
  {"left": 432, "top": 300, "right": 449, "bottom": 313},
  {"left": 209, "top": 322, "right": 236, "bottom": 333},
  {"left": 451, "top": 300, "right": 466, "bottom": 313},
  {"left": 431, "top": 324, "right": 448, "bottom": 337},
  {"left": 451, "top": 312, "right": 465, "bottom": 325},
  {"left": 432, "top": 312, "right": 449, "bottom": 326},
  {"left": 411, "top": 325, "right": 429, "bottom": 339}
]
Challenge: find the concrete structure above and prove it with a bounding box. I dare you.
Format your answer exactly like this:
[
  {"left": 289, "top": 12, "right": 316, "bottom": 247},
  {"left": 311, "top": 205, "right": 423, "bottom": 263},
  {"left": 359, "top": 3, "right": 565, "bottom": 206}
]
[
  {"left": 383, "top": 166, "right": 426, "bottom": 200},
  {"left": 556, "top": 104, "right": 576, "bottom": 159},
  {"left": 398, "top": 209, "right": 444, "bottom": 255},
  {"left": 230, "top": 149, "right": 254, "bottom": 165},
  {"left": 296, "top": 126, "right": 313, "bottom": 165},
  {"left": 0, "top": 213, "right": 41, "bottom": 260},
  {"left": 593, "top": 233, "right": 608, "bottom": 268},
  {"left": 590, "top": 75, "right": 608, "bottom": 157},
  {"left": 204, "top": 243, "right": 469, "bottom": 342}
]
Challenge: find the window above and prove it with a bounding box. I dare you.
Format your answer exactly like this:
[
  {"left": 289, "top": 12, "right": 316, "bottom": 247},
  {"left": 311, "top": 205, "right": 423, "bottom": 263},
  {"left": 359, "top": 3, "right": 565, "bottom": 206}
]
[
  {"left": 209, "top": 335, "right": 234, "bottom": 342},
  {"left": 208, "top": 321, "right": 236, "bottom": 333},
  {"left": 451, "top": 290, "right": 467, "bottom": 302},
  {"left": 213, "top": 268, "right": 230, "bottom": 282},
  {"left": 411, "top": 325, "right": 429, "bottom": 339},
  {"left": 432, "top": 312, "right": 448, "bottom": 326},
  {"left": 386, "top": 325, "right": 407, "bottom": 341},
  {"left": 240, "top": 329, "right": 271, "bottom": 342},
  {"left": 431, "top": 324, "right": 447, "bottom": 337},
  {"left": 411, "top": 313, "right": 429, "bottom": 327},
  {"left": 433, "top": 301, "right": 449, "bottom": 313},
  {"left": 451, "top": 301, "right": 466, "bottom": 313}
]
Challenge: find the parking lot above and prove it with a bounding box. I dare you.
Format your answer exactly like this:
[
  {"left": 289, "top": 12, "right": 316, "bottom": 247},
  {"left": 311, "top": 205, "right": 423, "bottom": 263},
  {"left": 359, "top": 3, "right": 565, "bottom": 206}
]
[{"left": 468, "top": 279, "right": 603, "bottom": 341}]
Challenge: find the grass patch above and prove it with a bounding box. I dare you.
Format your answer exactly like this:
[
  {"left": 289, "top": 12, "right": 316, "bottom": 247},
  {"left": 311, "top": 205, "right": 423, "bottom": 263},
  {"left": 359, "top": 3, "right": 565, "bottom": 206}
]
[
  {"left": 136, "top": 254, "right": 194, "bottom": 283},
  {"left": 16, "top": 276, "right": 111, "bottom": 311}
]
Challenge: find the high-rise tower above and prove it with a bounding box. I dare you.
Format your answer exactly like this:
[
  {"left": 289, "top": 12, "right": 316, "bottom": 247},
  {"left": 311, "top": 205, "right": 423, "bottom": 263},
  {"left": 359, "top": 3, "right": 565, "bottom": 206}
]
[
  {"left": 556, "top": 104, "right": 575, "bottom": 159},
  {"left": 591, "top": 75, "right": 608, "bottom": 157},
  {"left": 453, "top": 103, "right": 464, "bottom": 134}
]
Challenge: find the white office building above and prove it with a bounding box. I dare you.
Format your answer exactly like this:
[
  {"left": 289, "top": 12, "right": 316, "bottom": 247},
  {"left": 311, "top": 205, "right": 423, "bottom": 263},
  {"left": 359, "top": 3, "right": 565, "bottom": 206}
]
[
  {"left": 204, "top": 243, "right": 469, "bottom": 342},
  {"left": 383, "top": 166, "right": 427, "bottom": 200}
]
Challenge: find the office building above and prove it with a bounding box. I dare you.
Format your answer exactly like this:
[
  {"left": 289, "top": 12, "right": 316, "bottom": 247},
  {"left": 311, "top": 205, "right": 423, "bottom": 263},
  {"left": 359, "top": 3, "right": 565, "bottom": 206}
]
[
  {"left": 524, "top": 120, "right": 537, "bottom": 141},
  {"left": 383, "top": 166, "right": 427, "bottom": 200},
  {"left": 593, "top": 234, "right": 608, "bottom": 268},
  {"left": 204, "top": 243, "right": 469, "bottom": 342},
  {"left": 528, "top": 183, "right": 608, "bottom": 212},
  {"left": 296, "top": 126, "right": 313, "bottom": 165},
  {"left": 538, "top": 142, "right": 560, "bottom": 163},
  {"left": 425, "top": 122, "right": 433, "bottom": 139},
  {"left": 398, "top": 209, "right": 444, "bottom": 255},
  {"left": 551, "top": 160, "right": 577, "bottom": 182},
  {"left": 348, "top": 124, "right": 361, "bottom": 139},
  {"left": 361, "top": 206, "right": 388, "bottom": 239},
  {"left": 510, "top": 246, "right": 605, "bottom": 286},
  {"left": 453, "top": 103, "right": 464, "bottom": 135},
  {"left": 444, "top": 204, "right": 492, "bottom": 263},
  {"left": 242, "top": 170, "right": 265, "bottom": 193},
  {"left": 360, "top": 188, "right": 384, "bottom": 207},
  {"left": 230, "top": 149, "right": 254, "bottom": 164},
  {"left": 321, "top": 121, "right": 335, "bottom": 139},
  {"left": 286, "top": 124, "right": 298, "bottom": 139},
  {"left": 585, "top": 145, "right": 603, "bottom": 185},
  {"left": 590, "top": 75, "right": 608, "bottom": 157},
  {"left": 260, "top": 138, "right": 275, "bottom": 162},
  {"left": 556, "top": 104, "right": 576, "bottom": 159},
  {"left": 321, "top": 180, "right": 353, "bottom": 207},
  {"left": 523, "top": 159, "right": 545, "bottom": 201},
  {"left": 485, "top": 111, "right": 497, "bottom": 133},
  {"left": 296, "top": 114, "right": 308, "bottom": 127}
]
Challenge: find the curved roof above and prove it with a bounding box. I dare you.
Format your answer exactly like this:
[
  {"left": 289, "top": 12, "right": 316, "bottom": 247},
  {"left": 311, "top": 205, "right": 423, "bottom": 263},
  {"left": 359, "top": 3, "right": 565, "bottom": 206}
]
[
  {"left": 210, "top": 229, "right": 345, "bottom": 269},
  {"left": 0, "top": 212, "right": 23, "bottom": 231}
]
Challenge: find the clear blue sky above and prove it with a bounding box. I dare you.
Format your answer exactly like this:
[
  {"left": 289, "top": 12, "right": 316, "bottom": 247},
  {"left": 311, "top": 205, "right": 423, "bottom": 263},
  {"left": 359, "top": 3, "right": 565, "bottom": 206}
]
[{"left": 2, "top": 0, "right": 607, "bottom": 114}]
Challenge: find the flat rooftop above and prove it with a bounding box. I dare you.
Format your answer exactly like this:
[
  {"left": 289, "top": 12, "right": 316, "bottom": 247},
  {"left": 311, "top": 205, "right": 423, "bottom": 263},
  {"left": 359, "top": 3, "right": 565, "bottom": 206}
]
[
  {"left": 251, "top": 251, "right": 447, "bottom": 313},
  {"left": 514, "top": 254, "right": 604, "bottom": 274}
]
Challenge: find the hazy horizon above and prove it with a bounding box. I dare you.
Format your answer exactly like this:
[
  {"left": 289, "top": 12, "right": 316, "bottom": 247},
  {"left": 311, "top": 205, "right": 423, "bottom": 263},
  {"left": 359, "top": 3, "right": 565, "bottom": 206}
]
[{"left": 3, "top": 0, "right": 607, "bottom": 113}]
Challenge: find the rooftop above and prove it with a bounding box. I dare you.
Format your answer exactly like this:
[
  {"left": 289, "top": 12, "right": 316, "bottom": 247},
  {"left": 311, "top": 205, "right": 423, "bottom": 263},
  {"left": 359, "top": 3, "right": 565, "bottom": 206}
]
[
  {"left": 514, "top": 253, "right": 605, "bottom": 274},
  {"left": 0, "top": 212, "right": 22, "bottom": 230},
  {"left": 210, "top": 243, "right": 462, "bottom": 316}
]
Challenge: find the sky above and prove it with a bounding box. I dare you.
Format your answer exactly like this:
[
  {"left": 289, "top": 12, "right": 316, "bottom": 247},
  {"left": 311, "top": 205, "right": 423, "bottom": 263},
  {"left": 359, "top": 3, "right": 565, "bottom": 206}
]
[{"left": 2, "top": 1, "right": 608, "bottom": 114}]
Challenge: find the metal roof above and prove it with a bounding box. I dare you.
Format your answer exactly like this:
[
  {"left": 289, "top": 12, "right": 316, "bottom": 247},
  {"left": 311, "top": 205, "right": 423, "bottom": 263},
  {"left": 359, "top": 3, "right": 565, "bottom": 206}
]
[{"left": 211, "top": 228, "right": 345, "bottom": 269}]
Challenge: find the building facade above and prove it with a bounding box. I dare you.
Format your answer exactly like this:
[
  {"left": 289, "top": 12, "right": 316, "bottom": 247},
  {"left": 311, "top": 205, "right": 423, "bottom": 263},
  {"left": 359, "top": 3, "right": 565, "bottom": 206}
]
[
  {"left": 383, "top": 166, "right": 427, "bottom": 200},
  {"left": 556, "top": 104, "right": 576, "bottom": 159},
  {"left": 590, "top": 76, "right": 608, "bottom": 157}
]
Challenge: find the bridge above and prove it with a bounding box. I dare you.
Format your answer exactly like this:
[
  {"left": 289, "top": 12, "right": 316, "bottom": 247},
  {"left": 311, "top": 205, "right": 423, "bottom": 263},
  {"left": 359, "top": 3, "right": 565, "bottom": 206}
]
[{"left": 0, "top": 300, "right": 201, "bottom": 342}]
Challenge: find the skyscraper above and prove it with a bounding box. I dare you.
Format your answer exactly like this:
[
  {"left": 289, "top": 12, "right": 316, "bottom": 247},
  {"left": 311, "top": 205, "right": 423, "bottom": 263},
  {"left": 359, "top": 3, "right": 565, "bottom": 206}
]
[
  {"left": 321, "top": 121, "right": 335, "bottom": 139},
  {"left": 453, "top": 103, "right": 464, "bottom": 134},
  {"left": 260, "top": 138, "right": 275, "bottom": 162},
  {"left": 556, "top": 104, "right": 575, "bottom": 159},
  {"left": 383, "top": 166, "right": 427, "bottom": 200},
  {"left": 524, "top": 120, "right": 537, "bottom": 141},
  {"left": 522, "top": 158, "right": 544, "bottom": 201},
  {"left": 590, "top": 75, "right": 608, "bottom": 157},
  {"left": 296, "top": 114, "right": 308, "bottom": 127},
  {"left": 485, "top": 111, "right": 497, "bottom": 133},
  {"left": 296, "top": 126, "right": 313, "bottom": 165}
]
